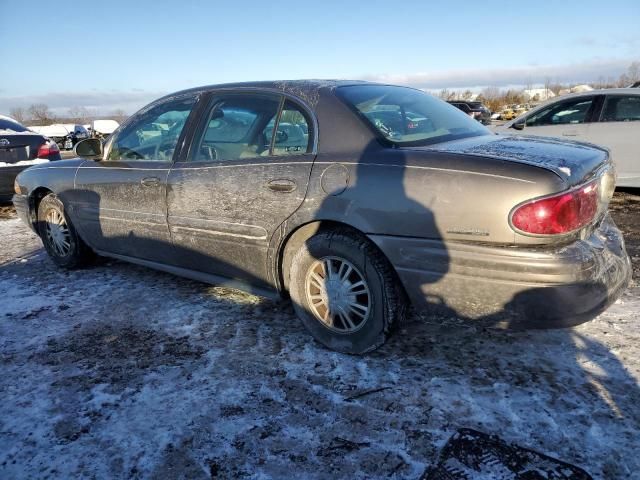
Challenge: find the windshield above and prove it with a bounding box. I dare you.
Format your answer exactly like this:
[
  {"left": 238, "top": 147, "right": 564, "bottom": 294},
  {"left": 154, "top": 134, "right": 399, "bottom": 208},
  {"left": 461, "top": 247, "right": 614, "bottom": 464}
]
[
  {"left": 0, "top": 118, "right": 29, "bottom": 133},
  {"left": 337, "top": 85, "right": 490, "bottom": 146}
]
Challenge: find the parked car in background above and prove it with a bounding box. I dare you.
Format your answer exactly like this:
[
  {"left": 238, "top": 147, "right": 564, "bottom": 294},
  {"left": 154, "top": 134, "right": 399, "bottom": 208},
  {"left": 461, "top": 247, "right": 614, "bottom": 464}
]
[
  {"left": 495, "top": 88, "right": 640, "bottom": 188},
  {"left": 13, "top": 81, "right": 630, "bottom": 353},
  {"left": 91, "top": 119, "right": 120, "bottom": 140},
  {"left": 0, "top": 115, "right": 60, "bottom": 202},
  {"left": 63, "top": 125, "right": 90, "bottom": 150},
  {"left": 499, "top": 108, "right": 516, "bottom": 121},
  {"left": 512, "top": 106, "right": 528, "bottom": 119},
  {"left": 447, "top": 100, "right": 492, "bottom": 125},
  {"left": 29, "top": 124, "right": 89, "bottom": 150}
]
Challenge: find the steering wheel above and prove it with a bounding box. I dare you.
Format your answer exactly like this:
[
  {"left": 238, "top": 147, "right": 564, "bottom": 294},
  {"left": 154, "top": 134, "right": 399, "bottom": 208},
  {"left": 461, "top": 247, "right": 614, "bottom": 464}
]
[
  {"left": 198, "top": 144, "right": 218, "bottom": 161},
  {"left": 374, "top": 119, "right": 392, "bottom": 136}
]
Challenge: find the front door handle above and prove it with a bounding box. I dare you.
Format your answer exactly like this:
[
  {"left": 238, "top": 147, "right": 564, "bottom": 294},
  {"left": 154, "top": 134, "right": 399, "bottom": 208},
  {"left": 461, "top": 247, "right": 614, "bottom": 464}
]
[
  {"left": 267, "top": 179, "right": 297, "bottom": 193},
  {"left": 562, "top": 130, "right": 579, "bottom": 137},
  {"left": 141, "top": 176, "right": 160, "bottom": 187}
]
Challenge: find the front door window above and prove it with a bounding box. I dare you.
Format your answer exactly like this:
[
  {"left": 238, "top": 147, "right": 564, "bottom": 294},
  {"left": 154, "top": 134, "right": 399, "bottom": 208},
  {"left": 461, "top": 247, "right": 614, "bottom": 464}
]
[{"left": 107, "top": 97, "right": 196, "bottom": 162}]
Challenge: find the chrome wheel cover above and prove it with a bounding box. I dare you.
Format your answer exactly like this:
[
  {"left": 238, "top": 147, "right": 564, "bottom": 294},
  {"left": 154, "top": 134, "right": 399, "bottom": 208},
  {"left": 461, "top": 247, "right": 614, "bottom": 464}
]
[
  {"left": 45, "top": 208, "right": 71, "bottom": 256},
  {"left": 304, "top": 256, "right": 371, "bottom": 333}
]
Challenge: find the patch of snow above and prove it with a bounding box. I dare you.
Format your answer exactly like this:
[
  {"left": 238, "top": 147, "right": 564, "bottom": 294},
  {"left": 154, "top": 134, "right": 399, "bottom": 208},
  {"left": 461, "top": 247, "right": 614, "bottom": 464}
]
[
  {"left": 0, "top": 158, "right": 49, "bottom": 168},
  {"left": 0, "top": 216, "right": 638, "bottom": 478}
]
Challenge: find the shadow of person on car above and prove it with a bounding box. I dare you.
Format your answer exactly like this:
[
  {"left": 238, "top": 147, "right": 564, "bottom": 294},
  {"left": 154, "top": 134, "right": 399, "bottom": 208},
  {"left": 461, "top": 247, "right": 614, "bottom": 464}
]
[{"left": 290, "top": 138, "right": 450, "bottom": 354}]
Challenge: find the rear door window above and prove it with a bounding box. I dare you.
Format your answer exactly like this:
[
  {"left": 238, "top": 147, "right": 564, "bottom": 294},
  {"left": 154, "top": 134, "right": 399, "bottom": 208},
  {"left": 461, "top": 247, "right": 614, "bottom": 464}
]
[
  {"left": 600, "top": 95, "right": 640, "bottom": 122},
  {"left": 190, "top": 94, "right": 281, "bottom": 162},
  {"left": 267, "top": 101, "right": 311, "bottom": 156}
]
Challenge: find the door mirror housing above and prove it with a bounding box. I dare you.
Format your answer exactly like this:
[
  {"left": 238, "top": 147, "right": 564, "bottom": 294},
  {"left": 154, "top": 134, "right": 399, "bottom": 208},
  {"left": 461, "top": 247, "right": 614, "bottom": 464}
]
[
  {"left": 74, "top": 138, "right": 103, "bottom": 159},
  {"left": 512, "top": 119, "right": 526, "bottom": 131}
]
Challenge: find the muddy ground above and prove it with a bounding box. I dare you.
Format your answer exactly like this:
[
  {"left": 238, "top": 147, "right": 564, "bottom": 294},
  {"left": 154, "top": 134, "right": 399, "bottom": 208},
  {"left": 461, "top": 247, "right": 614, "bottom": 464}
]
[{"left": 1, "top": 193, "right": 639, "bottom": 479}]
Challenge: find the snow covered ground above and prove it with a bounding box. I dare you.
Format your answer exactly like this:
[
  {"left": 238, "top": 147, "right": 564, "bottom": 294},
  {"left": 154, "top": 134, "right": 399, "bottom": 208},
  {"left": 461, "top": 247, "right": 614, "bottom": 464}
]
[{"left": 1, "top": 200, "right": 639, "bottom": 479}]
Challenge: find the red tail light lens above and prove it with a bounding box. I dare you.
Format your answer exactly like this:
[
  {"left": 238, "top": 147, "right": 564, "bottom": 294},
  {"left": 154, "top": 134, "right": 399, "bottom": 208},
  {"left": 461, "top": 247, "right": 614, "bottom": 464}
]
[
  {"left": 37, "top": 142, "right": 60, "bottom": 159},
  {"left": 511, "top": 180, "right": 599, "bottom": 235}
]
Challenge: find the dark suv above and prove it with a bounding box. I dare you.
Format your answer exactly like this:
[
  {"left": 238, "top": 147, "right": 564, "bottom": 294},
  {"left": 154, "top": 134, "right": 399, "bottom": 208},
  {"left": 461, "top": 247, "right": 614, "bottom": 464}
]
[{"left": 448, "top": 100, "right": 492, "bottom": 125}]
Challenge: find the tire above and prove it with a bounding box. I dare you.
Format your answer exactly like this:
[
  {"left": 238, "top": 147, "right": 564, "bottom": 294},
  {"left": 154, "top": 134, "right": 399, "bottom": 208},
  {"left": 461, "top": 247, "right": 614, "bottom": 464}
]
[
  {"left": 37, "top": 193, "right": 93, "bottom": 268},
  {"left": 289, "top": 229, "right": 407, "bottom": 354}
]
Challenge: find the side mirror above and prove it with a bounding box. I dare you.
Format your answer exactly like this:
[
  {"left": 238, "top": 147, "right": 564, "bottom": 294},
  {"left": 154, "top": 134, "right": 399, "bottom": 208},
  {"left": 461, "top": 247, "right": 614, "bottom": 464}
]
[
  {"left": 74, "top": 138, "right": 103, "bottom": 158},
  {"left": 512, "top": 119, "right": 526, "bottom": 131}
]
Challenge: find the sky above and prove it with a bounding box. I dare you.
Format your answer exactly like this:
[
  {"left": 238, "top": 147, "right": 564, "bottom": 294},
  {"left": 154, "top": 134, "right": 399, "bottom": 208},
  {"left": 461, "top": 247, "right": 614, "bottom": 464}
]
[{"left": 0, "top": 0, "right": 638, "bottom": 115}]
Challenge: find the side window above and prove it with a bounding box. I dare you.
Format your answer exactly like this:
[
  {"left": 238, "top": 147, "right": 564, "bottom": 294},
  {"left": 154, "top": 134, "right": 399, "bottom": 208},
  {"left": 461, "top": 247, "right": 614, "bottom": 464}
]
[
  {"left": 191, "top": 94, "right": 280, "bottom": 162},
  {"left": 107, "top": 96, "right": 195, "bottom": 161},
  {"left": 268, "top": 101, "right": 312, "bottom": 156},
  {"left": 601, "top": 96, "right": 640, "bottom": 122},
  {"left": 525, "top": 98, "right": 594, "bottom": 127}
]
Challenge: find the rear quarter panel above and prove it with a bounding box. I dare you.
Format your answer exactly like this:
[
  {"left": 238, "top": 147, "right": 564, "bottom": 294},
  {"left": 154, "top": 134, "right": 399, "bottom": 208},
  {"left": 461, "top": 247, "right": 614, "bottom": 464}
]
[{"left": 285, "top": 147, "right": 566, "bottom": 246}]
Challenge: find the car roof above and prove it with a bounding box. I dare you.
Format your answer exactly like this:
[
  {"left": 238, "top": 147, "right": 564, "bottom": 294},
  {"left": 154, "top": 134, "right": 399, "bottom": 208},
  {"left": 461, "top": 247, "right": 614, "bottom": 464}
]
[
  {"left": 552, "top": 87, "right": 640, "bottom": 99},
  {"left": 162, "top": 79, "right": 372, "bottom": 100},
  {"left": 0, "top": 114, "right": 21, "bottom": 124},
  {"left": 153, "top": 79, "right": 427, "bottom": 109}
]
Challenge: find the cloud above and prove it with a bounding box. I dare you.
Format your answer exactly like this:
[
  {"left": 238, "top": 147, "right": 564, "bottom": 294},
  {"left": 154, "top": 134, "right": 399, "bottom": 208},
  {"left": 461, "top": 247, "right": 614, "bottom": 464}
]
[
  {"left": 361, "top": 58, "right": 637, "bottom": 90},
  {"left": 0, "top": 90, "right": 167, "bottom": 116}
]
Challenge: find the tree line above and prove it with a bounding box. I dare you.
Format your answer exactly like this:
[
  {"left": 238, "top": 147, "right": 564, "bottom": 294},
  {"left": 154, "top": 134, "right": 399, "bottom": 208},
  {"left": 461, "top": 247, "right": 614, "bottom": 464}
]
[
  {"left": 439, "top": 61, "right": 640, "bottom": 113},
  {"left": 8, "top": 104, "right": 129, "bottom": 126}
]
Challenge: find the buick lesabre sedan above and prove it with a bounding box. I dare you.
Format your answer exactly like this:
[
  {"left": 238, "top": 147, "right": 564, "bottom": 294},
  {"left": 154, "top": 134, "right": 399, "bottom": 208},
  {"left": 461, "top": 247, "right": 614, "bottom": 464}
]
[{"left": 13, "top": 81, "right": 631, "bottom": 354}]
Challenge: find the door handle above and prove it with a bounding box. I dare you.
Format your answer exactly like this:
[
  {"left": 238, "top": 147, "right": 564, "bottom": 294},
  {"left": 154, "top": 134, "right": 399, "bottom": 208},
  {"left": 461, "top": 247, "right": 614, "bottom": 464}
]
[
  {"left": 562, "top": 131, "right": 578, "bottom": 137},
  {"left": 267, "top": 179, "right": 297, "bottom": 193},
  {"left": 141, "top": 177, "right": 160, "bottom": 187}
]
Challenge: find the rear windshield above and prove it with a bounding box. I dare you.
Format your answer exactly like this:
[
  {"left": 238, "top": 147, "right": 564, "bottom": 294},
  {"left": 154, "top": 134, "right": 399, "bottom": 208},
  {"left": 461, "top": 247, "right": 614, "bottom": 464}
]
[
  {"left": 0, "top": 118, "right": 28, "bottom": 133},
  {"left": 337, "top": 85, "right": 489, "bottom": 146}
]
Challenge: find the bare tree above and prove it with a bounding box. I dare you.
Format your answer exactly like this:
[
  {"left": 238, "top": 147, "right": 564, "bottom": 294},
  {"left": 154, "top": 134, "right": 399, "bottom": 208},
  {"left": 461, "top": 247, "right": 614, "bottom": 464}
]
[
  {"left": 461, "top": 89, "right": 474, "bottom": 100},
  {"left": 544, "top": 77, "right": 551, "bottom": 100},
  {"left": 28, "top": 103, "right": 55, "bottom": 124},
  {"left": 625, "top": 61, "right": 639, "bottom": 85},
  {"left": 9, "top": 107, "right": 27, "bottom": 124},
  {"left": 67, "top": 106, "right": 90, "bottom": 124},
  {"left": 438, "top": 89, "right": 451, "bottom": 100},
  {"left": 110, "top": 109, "right": 129, "bottom": 124}
]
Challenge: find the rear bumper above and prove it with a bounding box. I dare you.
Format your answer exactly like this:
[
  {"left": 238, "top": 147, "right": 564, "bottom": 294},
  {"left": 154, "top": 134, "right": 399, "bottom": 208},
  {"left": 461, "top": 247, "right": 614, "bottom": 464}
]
[
  {"left": 370, "top": 214, "right": 632, "bottom": 329},
  {"left": 12, "top": 193, "right": 34, "bottom": 231},
  {"left": 0, "top": 166, "right": 27, "bottom": 201}
]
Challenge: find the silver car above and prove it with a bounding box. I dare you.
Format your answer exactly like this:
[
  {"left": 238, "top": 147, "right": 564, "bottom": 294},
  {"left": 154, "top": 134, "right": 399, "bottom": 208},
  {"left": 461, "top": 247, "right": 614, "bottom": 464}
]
[{"left": 496, "top": 88, "right": 640, "bottom": 188}]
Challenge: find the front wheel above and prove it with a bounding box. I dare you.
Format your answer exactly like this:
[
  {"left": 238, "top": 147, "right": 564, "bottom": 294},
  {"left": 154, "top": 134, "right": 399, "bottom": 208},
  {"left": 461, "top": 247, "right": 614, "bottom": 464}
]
[
  {"left": 289, "top": 229, "right": 407, "bottom": 354},
  {"left": 37, "top": 193, "right": 93, "bottom": 268}
]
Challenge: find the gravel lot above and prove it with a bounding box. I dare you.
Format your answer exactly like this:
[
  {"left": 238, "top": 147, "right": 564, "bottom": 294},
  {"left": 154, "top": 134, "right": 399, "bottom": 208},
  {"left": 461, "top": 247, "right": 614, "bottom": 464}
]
[{"left": 1, "top": 195, "right": 639, "bottom": 479}]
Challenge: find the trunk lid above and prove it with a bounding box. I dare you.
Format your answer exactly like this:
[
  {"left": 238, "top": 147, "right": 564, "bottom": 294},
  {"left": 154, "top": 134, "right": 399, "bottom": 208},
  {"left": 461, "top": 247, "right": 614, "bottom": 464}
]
[
  {"left": 0, "top": 132, "right": 46, "bottom": 164},
  {"left": 411, "top": 133, "right": 610, "bottom": 187}
]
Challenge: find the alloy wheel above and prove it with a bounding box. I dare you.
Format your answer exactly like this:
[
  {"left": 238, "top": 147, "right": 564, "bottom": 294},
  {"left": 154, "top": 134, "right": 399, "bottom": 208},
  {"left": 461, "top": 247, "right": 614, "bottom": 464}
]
[
  {"left": 304, "top": 256, "right": 371, "bottom": 333},
  {"left": 45, "top": 208, "right": 71, "bottom": 257}
]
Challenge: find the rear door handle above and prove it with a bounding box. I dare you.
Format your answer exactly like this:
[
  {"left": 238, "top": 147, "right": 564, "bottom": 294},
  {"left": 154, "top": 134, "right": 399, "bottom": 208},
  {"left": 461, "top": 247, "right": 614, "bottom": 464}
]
[
  {"left": 141, "top": 176, "right": 160, "bottom": 187},
  {"left": 267, "top": 179, "right": 297, "bottom": 193},
  {"left": 562, "top": 131, "right": 578, "bottom": 137}
]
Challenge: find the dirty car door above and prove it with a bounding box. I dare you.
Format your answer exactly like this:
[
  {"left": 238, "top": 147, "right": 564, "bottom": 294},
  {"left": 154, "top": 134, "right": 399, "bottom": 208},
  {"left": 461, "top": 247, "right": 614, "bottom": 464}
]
[
  {"left": 74, "top": 95, "right": 198, "bottom": 260},
  {"left": 166, "top": 93, "right": 316, "bottom": 287}
]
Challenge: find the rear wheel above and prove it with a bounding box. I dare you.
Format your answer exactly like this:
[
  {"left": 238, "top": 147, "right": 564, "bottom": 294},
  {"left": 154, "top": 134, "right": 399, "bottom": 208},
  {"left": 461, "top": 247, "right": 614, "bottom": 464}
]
[
  {"left": 289, "top": 229, "right": 406, "bottom": 354},
  {"left": 37, "top": 193, "right": 93, "bottom": 268}
]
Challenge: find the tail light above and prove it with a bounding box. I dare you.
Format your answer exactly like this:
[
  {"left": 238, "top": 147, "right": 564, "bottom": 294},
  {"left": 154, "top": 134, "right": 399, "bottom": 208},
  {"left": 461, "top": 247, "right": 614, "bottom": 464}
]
[
  {"left": 37, "top": 141, "right": 60, "bottom": 159},
  {"left": 511, "top": 178, "right": 604, "bottom": 235}
]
